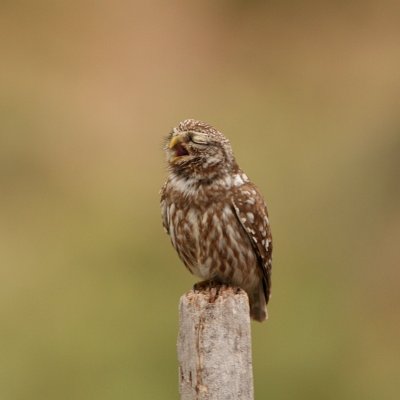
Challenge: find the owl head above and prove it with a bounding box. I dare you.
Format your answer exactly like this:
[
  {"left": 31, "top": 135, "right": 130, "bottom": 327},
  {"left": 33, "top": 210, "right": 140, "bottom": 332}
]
[{"left": 165, "top": 119, "right": 237, "bottom": 180}]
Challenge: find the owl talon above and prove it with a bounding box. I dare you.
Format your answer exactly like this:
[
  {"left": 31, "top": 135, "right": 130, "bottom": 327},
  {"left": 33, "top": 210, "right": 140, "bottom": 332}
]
[
  {"left": 193, "top": 280, "right": 210, "bottom": 291},
  {"left": 193, "top": 281, "right": 232, "bottom": 303},
  {"left": 193, "top": 279, "right": 221, "bottom": 291}
]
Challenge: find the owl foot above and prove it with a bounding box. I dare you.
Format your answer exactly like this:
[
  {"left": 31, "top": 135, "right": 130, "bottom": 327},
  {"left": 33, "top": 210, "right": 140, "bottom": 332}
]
[
  {"left": 193, "top": 279, "right": 224, "bottom": 291},
  {"left": 193, "top": 280, "right": 231, "bottom": 303}
]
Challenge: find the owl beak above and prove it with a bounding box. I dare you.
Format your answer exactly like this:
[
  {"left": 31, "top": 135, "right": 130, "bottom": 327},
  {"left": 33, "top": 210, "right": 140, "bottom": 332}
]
[
  {"left": 168, "top": 135, "right": 183, "bottom": 149},
  {"left": 168, "top": 134, "right": 187, "bottom": 149},
  {"left": 169, "top": 134, "right": 190, "bottom": 159}
]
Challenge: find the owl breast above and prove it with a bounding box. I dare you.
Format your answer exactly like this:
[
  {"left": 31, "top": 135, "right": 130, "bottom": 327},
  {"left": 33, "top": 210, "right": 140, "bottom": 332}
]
[{"left": 167, "top": 197, "right": 260, "bottom": 291}]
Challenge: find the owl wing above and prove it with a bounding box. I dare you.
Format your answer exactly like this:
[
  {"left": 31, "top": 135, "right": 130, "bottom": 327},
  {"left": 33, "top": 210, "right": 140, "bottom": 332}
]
[
  {"left": 231, "top": 182, "right": 273, "bottom": 303},
  {"left": 160, "top": 182, "right": 170, "bottom": 234}
]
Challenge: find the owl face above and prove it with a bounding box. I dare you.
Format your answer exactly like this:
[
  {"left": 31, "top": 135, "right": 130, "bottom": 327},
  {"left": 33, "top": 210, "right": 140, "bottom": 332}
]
[
  {"left": 165, "top": 119, "right": 236, "bottom": 179},
  {"left": 166, "top": 131, "right": 220, "bottom": 165}
]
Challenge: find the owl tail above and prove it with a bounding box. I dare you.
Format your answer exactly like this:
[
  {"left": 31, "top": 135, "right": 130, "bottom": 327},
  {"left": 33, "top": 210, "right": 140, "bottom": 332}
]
[{"left": 248, "top": 288, "right": 268, "bottom": 322}]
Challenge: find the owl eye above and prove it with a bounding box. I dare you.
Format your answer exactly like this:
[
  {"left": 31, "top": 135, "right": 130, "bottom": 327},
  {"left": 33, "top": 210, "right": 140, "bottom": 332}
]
[{"left": 189, "top": 133, "right": 209, "bottom": 146}]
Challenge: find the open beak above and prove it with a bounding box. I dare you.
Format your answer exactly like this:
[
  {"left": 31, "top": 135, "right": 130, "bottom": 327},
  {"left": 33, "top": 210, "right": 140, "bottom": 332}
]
[
  {"left": 169, "top": 134, "right": 190, "bottom": 158},
  {"left": 169, "top": 135, "right": 183, "bottom": 149}
]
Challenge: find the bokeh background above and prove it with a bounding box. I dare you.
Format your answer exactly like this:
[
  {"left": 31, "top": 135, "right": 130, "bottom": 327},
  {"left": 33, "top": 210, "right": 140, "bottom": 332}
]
[{"left": 1, "top": 1, "right": 399, "bottom": 399}]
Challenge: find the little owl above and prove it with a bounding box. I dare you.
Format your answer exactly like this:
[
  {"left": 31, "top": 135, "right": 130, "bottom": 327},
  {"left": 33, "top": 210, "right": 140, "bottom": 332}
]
[{"left": 160, "top": 119, "right": 272, "bottom": 322}]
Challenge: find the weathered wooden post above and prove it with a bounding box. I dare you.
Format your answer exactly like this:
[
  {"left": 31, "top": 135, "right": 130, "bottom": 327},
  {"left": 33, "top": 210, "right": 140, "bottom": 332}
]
[{"left": 177, "top": 287, "right": 254, "bottom": 400}]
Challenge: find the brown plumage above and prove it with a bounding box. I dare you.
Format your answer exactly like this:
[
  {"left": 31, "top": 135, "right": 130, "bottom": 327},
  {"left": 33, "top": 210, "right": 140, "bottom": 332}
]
[{"left": 160, "top": 119, "right": 273, "bottom": 321}]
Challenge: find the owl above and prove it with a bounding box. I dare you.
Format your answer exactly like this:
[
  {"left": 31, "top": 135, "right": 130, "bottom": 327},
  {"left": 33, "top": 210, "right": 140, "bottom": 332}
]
[{"left": 160, "top": 119, "right": 272, "bottom": 322}]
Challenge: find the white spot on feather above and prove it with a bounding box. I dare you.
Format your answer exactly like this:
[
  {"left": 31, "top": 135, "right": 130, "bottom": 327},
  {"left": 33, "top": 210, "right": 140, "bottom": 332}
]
[
  {"left": 223, "top": 205, "right": 233, "bottom": 219},
  {"left": 246, "top": 212, "right": 254, "bottom": 223},
  {"left": 233, "top": 174, "right": 244, "bottom": 186}
]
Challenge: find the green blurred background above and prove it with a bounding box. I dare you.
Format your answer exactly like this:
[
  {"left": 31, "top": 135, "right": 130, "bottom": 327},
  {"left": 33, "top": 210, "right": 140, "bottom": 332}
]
[{"left": 1, "top": 1, "right": 399, "bottom": 399}]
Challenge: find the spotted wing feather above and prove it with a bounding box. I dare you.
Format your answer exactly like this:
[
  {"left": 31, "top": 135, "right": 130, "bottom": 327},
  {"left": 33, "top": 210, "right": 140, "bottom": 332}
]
[
  {"left": 160, "top": 182, "right": 169, "bottom": 234},
  {"left": 231, "top": 182, "right": 272, "bottom": 303}
]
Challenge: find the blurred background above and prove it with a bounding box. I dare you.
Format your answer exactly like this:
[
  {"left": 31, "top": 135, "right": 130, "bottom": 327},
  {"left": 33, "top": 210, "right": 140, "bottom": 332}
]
[{"left": 1, "top": 1, "right": 399, "bottom": 399}]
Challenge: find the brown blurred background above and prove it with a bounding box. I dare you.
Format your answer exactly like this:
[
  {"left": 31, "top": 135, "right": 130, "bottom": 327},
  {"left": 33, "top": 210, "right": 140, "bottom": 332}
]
[{"left": 1, "top": 1, "right": 399, "bottom": 399}]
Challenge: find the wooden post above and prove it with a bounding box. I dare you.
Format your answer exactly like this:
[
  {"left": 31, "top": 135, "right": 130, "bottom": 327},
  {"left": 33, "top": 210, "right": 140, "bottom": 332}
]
[{"left": 177, "top": 287, "right": 254, "bottom": 400}]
